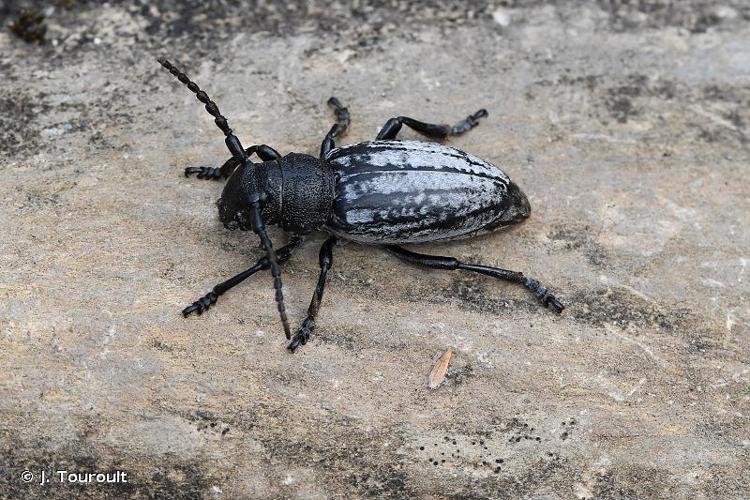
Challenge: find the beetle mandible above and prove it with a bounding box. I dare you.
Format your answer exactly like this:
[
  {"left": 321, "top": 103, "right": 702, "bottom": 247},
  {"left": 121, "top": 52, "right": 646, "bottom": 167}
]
[{"left": 158, "top": 58, "right": 564, "bottom": 352}]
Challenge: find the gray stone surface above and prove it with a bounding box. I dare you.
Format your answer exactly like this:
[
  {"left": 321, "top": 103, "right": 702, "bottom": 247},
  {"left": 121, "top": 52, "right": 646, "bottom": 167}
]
[{"left": 1, "top": 1, "right": 748, "bottom": 498}]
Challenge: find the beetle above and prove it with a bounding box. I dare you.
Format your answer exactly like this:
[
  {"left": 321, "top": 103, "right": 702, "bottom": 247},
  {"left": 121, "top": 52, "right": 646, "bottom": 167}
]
[{"left": 157, "top": 58, "right": 564, "bottom": 352}]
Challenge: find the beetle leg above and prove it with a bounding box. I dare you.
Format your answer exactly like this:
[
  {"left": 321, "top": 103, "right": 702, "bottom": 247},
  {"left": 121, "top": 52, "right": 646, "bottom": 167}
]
[
  {"left": 182, "top": 236, "right": 304, "bottom": 317},
  {"left": 376, "top": 109, "right": 488, "bottom": 141},
  {"left": 287, "top": 236, "right": 337, "bottom": 352},
  {"left": 184, "top": 144, "right": 282, "bottom": 180},
  {"left": 386, "top": 246, "right": 564, "bottom": 313},
  {"left": 320, "top": 97, "right": 351, "bottom": 158}
]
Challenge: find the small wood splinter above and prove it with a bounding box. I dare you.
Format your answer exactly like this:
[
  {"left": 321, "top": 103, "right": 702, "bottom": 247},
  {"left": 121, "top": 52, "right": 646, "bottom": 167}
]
[{"left": 428, "top": 350, "right": 454, "bottom": 389}]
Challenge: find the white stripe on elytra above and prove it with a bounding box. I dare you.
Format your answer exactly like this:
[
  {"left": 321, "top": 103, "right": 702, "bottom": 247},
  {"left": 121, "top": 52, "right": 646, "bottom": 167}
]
[
  {"left": 340, "top": 170, "right": 498, "bottom": 200},
  {"left": 330, "top": 140, "right": 511, "bottom": 184},
  {"left": 340, "top": 185, "right": 501, "bottom": 225}
]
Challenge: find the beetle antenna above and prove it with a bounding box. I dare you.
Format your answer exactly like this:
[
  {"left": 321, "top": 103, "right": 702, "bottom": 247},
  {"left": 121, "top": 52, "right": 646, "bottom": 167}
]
[
  {"left": 157, "top": 58, "right": 291, "bottom": 339},
  {"left": 157, "top": 58, "right": 235, "bottom": 139}
]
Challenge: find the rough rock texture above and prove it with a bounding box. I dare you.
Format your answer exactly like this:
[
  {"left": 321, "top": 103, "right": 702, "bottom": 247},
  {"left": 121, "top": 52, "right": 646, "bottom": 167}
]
[{"left": 1, "top": 1, "right": 748, "bottom": 498}]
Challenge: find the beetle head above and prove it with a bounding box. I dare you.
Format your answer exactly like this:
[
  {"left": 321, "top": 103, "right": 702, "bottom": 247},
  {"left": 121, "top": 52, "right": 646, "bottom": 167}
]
[
  {"left": 217, "top": 162, "right": 256, "bottom": 231},
  {"left": 218, "top": 161, "right": 282, "bottom": 231}
]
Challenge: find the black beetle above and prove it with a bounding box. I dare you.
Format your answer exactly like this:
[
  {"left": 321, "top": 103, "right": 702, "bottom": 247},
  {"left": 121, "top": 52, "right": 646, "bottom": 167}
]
[{"left": 158, "top": 59, "right": 564, "bottom": 352}]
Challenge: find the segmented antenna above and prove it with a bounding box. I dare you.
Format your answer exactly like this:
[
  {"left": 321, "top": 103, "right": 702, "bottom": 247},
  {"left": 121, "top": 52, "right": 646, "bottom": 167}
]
[{"left": 157, "top": 58, "right": 291, "bottom": 339}]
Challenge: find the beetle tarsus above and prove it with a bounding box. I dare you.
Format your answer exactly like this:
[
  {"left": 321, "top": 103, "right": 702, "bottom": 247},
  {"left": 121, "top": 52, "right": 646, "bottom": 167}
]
[
  {"left": 287, "top": 318, "right": 315, "bottom": 352},
  {"left": 183, "top": 291, "right": 218, "bottom": 316},
  {"left": 451, "top": 108, "right": 488, "bottom": 136},
  {"left": 185, "top": 166, "right": 223, "bottom": 180},
  {"left": 524, "top": 278, "right": 565, "bottom": 313},
  {"left": 327, "top": 97, "right": 351, "bottom": 131},
  {"left": 320, "top": 97, "right": 351, "bottom": 157}
]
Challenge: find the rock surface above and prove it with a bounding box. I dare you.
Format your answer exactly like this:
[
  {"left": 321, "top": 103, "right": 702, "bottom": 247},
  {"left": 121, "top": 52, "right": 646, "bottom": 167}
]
[{"left": 1, "top": 1, "right": 748, "bottom": 498}]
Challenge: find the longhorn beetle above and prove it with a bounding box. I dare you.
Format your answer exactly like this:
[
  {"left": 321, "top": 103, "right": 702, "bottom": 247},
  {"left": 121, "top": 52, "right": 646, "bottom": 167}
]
[{"left": 158, "top": 58, "right": 564, "bottom": 352}]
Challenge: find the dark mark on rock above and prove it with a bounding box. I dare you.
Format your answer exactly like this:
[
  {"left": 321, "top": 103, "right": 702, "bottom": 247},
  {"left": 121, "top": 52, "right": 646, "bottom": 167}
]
[
  {"left": 9, "top": 9, "right": 46, "bottom": 44},
  {"left": 569, "top": 287, "right": 697, "bottom": 337}
]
